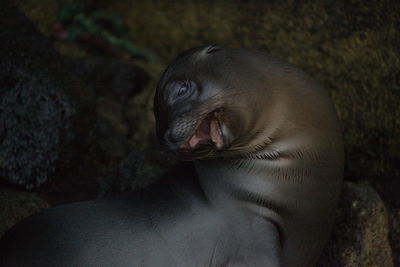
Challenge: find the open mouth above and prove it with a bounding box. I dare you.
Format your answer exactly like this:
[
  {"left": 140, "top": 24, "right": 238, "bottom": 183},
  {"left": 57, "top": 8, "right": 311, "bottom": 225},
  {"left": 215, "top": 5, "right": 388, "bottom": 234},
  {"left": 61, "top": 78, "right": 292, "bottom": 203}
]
[{"left": 181, "top": 109, "right": 225, "bottom": 150}]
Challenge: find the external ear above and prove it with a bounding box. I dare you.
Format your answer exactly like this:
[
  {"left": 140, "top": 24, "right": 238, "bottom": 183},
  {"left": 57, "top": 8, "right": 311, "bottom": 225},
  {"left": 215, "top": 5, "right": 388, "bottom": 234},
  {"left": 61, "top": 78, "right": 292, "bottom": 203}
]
[{"left": 205, "top": 45, "right": 222, "bottom": 54}]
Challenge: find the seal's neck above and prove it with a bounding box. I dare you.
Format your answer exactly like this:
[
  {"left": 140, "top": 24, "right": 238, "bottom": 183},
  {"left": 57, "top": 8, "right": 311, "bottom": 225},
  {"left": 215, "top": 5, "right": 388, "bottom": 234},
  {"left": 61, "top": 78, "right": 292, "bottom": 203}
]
[
  {"left": 193, "top": 156, "right": 284, "bottom": 266},
  {"left": 194, "top": 155, "right": 276, "bottom": 217}
]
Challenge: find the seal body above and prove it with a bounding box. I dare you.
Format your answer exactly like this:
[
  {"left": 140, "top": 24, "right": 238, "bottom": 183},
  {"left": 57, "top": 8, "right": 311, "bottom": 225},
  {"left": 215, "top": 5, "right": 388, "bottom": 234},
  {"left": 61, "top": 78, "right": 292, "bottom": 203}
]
[
  {"left": 0, "top": 174, "right": 280, "bottom": 266},
  {"left": 0, "top": 46, "right": 343, "bottom": 267},
  {"left": 154, "top": 46, "right": 344, "bottom": 266}
]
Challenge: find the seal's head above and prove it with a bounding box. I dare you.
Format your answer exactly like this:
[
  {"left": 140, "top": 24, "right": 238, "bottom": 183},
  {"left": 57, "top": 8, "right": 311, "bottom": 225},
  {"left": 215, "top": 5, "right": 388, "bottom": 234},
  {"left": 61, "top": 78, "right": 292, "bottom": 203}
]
[
  {"left": 154, "top": 45, "right": 262, "bottom": 160},
  {"left": 155, "top": 45, "right": 341, "bottom": 162}
]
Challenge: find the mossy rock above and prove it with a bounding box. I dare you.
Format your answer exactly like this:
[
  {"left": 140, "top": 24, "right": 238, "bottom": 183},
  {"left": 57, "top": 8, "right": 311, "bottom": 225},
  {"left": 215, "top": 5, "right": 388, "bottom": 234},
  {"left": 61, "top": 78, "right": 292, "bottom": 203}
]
[
  {"left": 15, "top": 0, "right": 60, "bottom": 35},
  {"left": 318, "top": 182, "right": 394, "bottom": 266},
  {"left": 0, "top": 188, "right": 49, "bottom": 237},
  {"left": 389, "top": 209, "right": 400, "bottom": 266}
]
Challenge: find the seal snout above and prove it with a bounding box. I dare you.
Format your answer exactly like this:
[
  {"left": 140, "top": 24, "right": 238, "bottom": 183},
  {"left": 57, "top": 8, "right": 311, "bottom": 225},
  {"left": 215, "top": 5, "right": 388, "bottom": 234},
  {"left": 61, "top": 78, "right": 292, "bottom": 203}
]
[{"left": 163, "top": 108, "right": 229, "bottom": 158}]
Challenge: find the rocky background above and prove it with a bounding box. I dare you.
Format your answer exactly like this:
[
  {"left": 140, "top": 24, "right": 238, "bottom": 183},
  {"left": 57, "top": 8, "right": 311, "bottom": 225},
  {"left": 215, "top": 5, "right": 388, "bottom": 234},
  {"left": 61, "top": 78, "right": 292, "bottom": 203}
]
[{"left": 0, "top": 0, "right": 399, "bottom": 266}]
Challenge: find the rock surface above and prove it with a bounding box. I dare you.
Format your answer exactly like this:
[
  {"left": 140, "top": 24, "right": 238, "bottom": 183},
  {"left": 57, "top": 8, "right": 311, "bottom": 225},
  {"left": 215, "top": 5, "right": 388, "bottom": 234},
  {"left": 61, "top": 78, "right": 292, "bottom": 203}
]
[
  {"left": 99, "top": 148, "right": 176, "bottom": 196},
  {"left": 0, "top": 188, "right": 49, "bottom": 236},
  {"left": 65, "top": 57, "right": 149, "bottom": 102},
  {"left": 0, "top": 2, "right": 76, "bottom": 188},
  {"left": 319, "top": 182, "right": 394, "bottom": 267},
  {"left": 389, "top": 209, "right": 400, "bottom": 266}
]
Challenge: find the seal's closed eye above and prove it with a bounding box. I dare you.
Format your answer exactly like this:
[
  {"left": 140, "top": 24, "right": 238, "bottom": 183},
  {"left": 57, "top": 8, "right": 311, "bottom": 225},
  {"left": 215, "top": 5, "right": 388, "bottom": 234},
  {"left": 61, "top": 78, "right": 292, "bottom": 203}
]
[
  {"left": 176, "top": 81, "right": 190, "bottom": 97},
  {"left": 206, "top": 45, "right": 222, "bottom": 54},
  {"left": 165, "top": 80, "right": 195, "bottom": 105}
]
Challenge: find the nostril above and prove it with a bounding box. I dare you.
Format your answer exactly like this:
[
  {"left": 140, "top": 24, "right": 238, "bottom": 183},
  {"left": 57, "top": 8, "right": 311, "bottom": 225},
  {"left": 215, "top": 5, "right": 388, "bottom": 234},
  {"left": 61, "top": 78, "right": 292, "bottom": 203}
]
[
  {"left": 167, "top": 126, "right": 188, "bottom": 144},
  {"left": 162, "top": 132, "right": 182, "bottom": 153},
  {"left": 165, "top": 131, "right": 179, "bottom": 144}
]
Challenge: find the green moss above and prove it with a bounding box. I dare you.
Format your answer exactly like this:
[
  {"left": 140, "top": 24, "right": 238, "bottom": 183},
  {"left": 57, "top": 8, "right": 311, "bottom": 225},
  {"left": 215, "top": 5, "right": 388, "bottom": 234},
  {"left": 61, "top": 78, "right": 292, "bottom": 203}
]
[
  {"left": 0, "top": 189, "right": 49, "bottom": 236},
  {"left": 16, "top": 0, "right": 60, "bottom": 35},
  {"left": 124, "top": 61, "right": 165, "bottom": 149},
  {"left": 53, "top": 40, "right": 87, "bottom": 58}
]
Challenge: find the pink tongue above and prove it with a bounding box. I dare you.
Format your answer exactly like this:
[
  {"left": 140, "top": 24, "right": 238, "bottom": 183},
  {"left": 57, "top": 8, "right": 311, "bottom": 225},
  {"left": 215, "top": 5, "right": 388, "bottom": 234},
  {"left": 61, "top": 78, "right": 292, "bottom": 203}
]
[{"left": 188, "top": 118, "right": 223, "bottom": 149}]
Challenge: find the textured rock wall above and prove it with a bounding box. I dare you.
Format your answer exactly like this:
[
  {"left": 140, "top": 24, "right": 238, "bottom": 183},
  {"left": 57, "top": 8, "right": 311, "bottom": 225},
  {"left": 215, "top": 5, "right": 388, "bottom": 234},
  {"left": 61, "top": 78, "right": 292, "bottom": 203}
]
[
  {"left": 319, "top": 182, "right": 393, "bottom": 266},
  {"left": 0, "top": 2, "right": 75, "bottom": 188}
]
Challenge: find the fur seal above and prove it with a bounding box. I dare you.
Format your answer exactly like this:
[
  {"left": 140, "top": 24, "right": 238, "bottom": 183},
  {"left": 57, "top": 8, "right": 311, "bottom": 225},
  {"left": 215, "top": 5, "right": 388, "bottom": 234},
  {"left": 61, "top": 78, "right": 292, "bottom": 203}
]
[
  {"left": 154, "top": 45, "right": 344, "bottom": 266},
  {"left": 0, "top": 46, "right": 343, "bottom": 267}
]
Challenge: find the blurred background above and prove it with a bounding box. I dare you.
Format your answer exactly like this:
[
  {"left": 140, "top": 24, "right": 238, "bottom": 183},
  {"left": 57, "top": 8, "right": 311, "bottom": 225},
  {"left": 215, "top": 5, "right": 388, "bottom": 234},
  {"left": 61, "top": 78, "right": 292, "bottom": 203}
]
[{"left": 0, "top": 0, "right": 399, "bottom": 265}]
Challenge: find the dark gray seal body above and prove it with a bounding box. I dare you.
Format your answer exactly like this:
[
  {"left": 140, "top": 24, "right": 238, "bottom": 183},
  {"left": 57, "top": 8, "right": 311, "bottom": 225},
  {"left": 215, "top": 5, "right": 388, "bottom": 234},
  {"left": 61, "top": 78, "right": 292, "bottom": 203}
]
[
  {"left": 0, "top": 46, "right": 343, "bottom": 267},
  {"left": 154, "top": 45, "right": 344, "bottom": 266}
]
